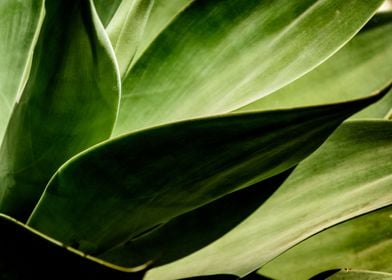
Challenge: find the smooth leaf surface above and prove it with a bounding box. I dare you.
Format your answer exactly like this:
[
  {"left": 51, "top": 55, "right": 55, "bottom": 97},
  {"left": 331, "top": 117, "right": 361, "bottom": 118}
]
[
  {"left": 0, "top": 0, "right": 120, "bottom": 220},
  {"left": 99, "top": 170, "right": 293, "bottom": 267},
  {"left": 146, "top": 120, "right": 392, "bottom": 279},
  {"left": 114, "top": 0, "right": 383, "bottom": 135},
  {"left": 26, "top": 94, "right": 381, "bottom": 256},
  {"left": 0, "top": 0, "right": 44, "bottom": 140},
  {"left": 312, "top": 269, "right": 392, "bottom": 280},
  {"left": 94, "top": 0, "right": 122, "bottom": 26},
  {"left": 259, "top": 206, "right": 392, "bottom": 279},
  {"left": 107, "top": 0, "right": 154, "bottom": 77},
  {"left": 237, "top": 12, "right": 392, "bottom": 118},
  {"left": 0, "top": 214, "right": 147, "bottom": 279},
  {"left": 134, "top": 0, "right": 194, "bottom": 62}
]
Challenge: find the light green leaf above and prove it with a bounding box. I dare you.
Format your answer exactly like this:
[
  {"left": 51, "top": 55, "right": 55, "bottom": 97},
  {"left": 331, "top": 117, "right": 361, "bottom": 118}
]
[
  {"left": 0, "top": 0, "right": 120, "bottom": 220},
  {"left": 313, "top": 269, "right": 392, "bottom": 280},
  {"left": 259, "top": 206, "right": 392, "bottom": 279},
  {"left": 107, "top": 0, "right": 154, "bottom": 78},
  {"left": 26, "top": 93, "right": 381, "bottom": 256},
  {"left": 237, "top": 12, "right": 392, "bottom": 117},
  {"left": 114, "top": 0, "right": 383, "bottom": 135},
  {"left": 0, "top": 214, "right": 148, "bottom": 278},
  {"left": 0, "top": 0, "right": 44, "bottom": 140},
  {"left": 94, "top": 0, "right": 122, "bottom": 26},
  {"left": 146, "top": 120, "right": 392, "bottom": 279}
]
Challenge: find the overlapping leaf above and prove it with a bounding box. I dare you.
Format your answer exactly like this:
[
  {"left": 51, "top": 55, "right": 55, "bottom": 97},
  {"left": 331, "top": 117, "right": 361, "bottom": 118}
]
[
  {"left": 237, "top": 12, "right": 392, "bottom": 119},
  {"left": 106, "top": 0, "right": 154, "bottom": 77},
  {"left": 0, "top": 214, "right": 147, "bottom": 279},
  {"left": 26, "top": 92, "right": 383, "bottom": 256},
  {"left": 0, "top": 0, "right": 44, "bottom": 140},
  {"left": 145, "top": 120, "right": 392, "bottom": 279},
  {"left": 259, "top": 206, "right": 392, "bottom": 279},
  {"left": 0, "top": 0, "right": 120, "bottom": 220},
  {"left": 114, "top": 0, "right": 383, "bottom": 135}
]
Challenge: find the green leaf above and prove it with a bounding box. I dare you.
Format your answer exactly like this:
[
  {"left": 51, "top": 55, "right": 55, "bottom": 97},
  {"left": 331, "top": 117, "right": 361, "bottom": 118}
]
[
  {"left": 94, "top": 0, "right": 122, "bottom": 26},
  {"left": 106, "top": 0, "right": 154, "bottom": 78},
  {"left": 0, "top": 0, "right": 44, "bottom": 140},
  {"left": 145, "top": 120, "right": 392, "bottom": 279},
  {"left": 134, "top": 0, "right": 194, "bottom": 62},
  {"left": 99, "top": 170, "right": 293, "bottom": 267},
  {"left": 0, "top": 214, "right": 147, "bottom": 279},
  {"left": 0, "top": 0, "right": 120, "bottom": 220},
  {"left": 114, "top": 0, "right": 383, "bottom": 135},
  {"left": 258, "top": 206, "right": 392, "bottom": 279},
  {"left": 26, "top": 93, "right": 382, "bottom": 256},
  {"left": 311, "top": 269, "right": 392, "bottom": 280},
  {"left": 237, "top": 12, "right": 392, "bottom": 117}
]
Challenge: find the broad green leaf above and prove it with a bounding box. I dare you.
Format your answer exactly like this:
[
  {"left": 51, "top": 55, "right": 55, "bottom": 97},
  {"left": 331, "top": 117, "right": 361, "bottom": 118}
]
[
  {"left": 134, "top": 0, "right": 194, "bottom": 62},
  {"left": 114, "top": 0, "right": 383, "bottom": 135},
  {"left": 99, "top": 170, "right": 293, "bottom": 267},
  {"left": 355, "top": 88, "right": 392, "bottom": 119},
  {"left": 107, "top": 0, "right": 154, "bottom": 77},
  {"left": 312, "top": 269, "right": 392, "bottom": 280},
  {"left": 0, "top": 214, "right": 147, "bottom": 279},
  {"left": 0, "top": 0, "right": 44, "bottom": 140},
  {"left": 259, "top": 206, "right": 392, "bottom": 279},
  {"left": 94, "top": 0, "right": 122, "bottom": 26},
  {"left": 26, "top": 93, "right": 382, "bottom": 256},
  {"left": 237, "top": 12, "right": 392, "bottom": 116},
  {"left": 146, "top": 120, "right": 392, "bottom": 279},
  {"left": 0, "top": 0, "right": 120, "bottom": 220}
]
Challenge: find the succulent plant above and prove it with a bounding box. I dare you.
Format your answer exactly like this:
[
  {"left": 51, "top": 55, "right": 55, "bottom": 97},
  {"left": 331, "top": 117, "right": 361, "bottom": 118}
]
[{"left": 0, "top": 0, "right": 391, "bottom": 279}]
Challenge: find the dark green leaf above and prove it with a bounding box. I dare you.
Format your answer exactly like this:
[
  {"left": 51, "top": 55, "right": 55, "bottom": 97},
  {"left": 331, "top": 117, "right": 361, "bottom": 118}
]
[
  {"left": 0, "top": 0, "right": 120, "bottom": 220},
  {"left": 146, "top": 120, "right": 392, "bottom": 279},
  {"left": 27, "top": 91, "right": 384, "bottom": 256}
]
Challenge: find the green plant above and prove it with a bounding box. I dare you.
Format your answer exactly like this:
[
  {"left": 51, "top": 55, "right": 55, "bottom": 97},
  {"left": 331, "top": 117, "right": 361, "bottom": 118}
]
[{"left": 0, "top": 0, "right": 391, "bottom": 279}]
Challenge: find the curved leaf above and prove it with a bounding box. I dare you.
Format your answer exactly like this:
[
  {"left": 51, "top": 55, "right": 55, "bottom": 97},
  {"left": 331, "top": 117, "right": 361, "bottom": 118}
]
[
  {"left": 94, "top": 0, "right": 122, "bottom": 26},
  {"left": 237, "top": 12, "right": 392, "bottom": 117},
  {"left": 106, "top": 0, "right": 154, "bottom": 77},
  {"left": 146, "top": 120, "right": 392, "bottom": 279},
  {"left": 99, "top": 170, "right": 293, "bottom": 267},
  {"left": 26, "top": 93, "right": 382, "bottom": 256},
  {"left": 259, "top": 206, "right": 392, "bottom": 279},
  {"left": 0, "top": 0, "right": 44, "bottom": 140},
  {"left": 0, "top": 0, "right": 120, "bottom": 220},
  {"left": 114, "top": 0, "right": 383, "bottom": 135},
  {"left": 0, "top": 214, "right": 147, "bottom": 279}
]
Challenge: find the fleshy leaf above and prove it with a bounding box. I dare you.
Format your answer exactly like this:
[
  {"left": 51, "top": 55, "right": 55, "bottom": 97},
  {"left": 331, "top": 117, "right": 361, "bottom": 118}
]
[
  {"left": 259, "top": 206, "right": 392, "bottom": 279},
  {"left": 106, "top": 0, "right": 154, "bottom": 77},
  {"left": 237, "top": 12, "right": 392, "bottom": 118},
  {"left": 0, "top": 0, "right": 120, "bottom": 220},
  {"left": 26, "top": 92, "right": 383, "bottom": 256},
  {"left": 0, "top": 0, "right": 44, "bottom": 140},
  {"left": 99, "top": 170, "right": 293, "bottom": 267},
  {"left": 114, "top": 0, "right": 384, "bottom": 135},
  {"left": 145, "top": 120, "right": 392, "bottom": 279},
  {"left": 0, "top": 214, "right": 147, "bottom": 279}
]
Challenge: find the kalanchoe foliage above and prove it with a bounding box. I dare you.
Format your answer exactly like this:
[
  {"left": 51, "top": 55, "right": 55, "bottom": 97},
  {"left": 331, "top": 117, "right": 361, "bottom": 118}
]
[{"left": 0, "top": 0, "right": 391, "bottom": 279}]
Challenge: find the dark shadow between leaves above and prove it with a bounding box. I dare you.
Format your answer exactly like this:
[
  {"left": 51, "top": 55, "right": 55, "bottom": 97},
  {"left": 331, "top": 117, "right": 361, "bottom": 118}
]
[
  {"left": 100, "top": 168, "right": 294, "bottom": 268},
  {"left": 0, "top": 215, "right": 147, "bottom": 280}
]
